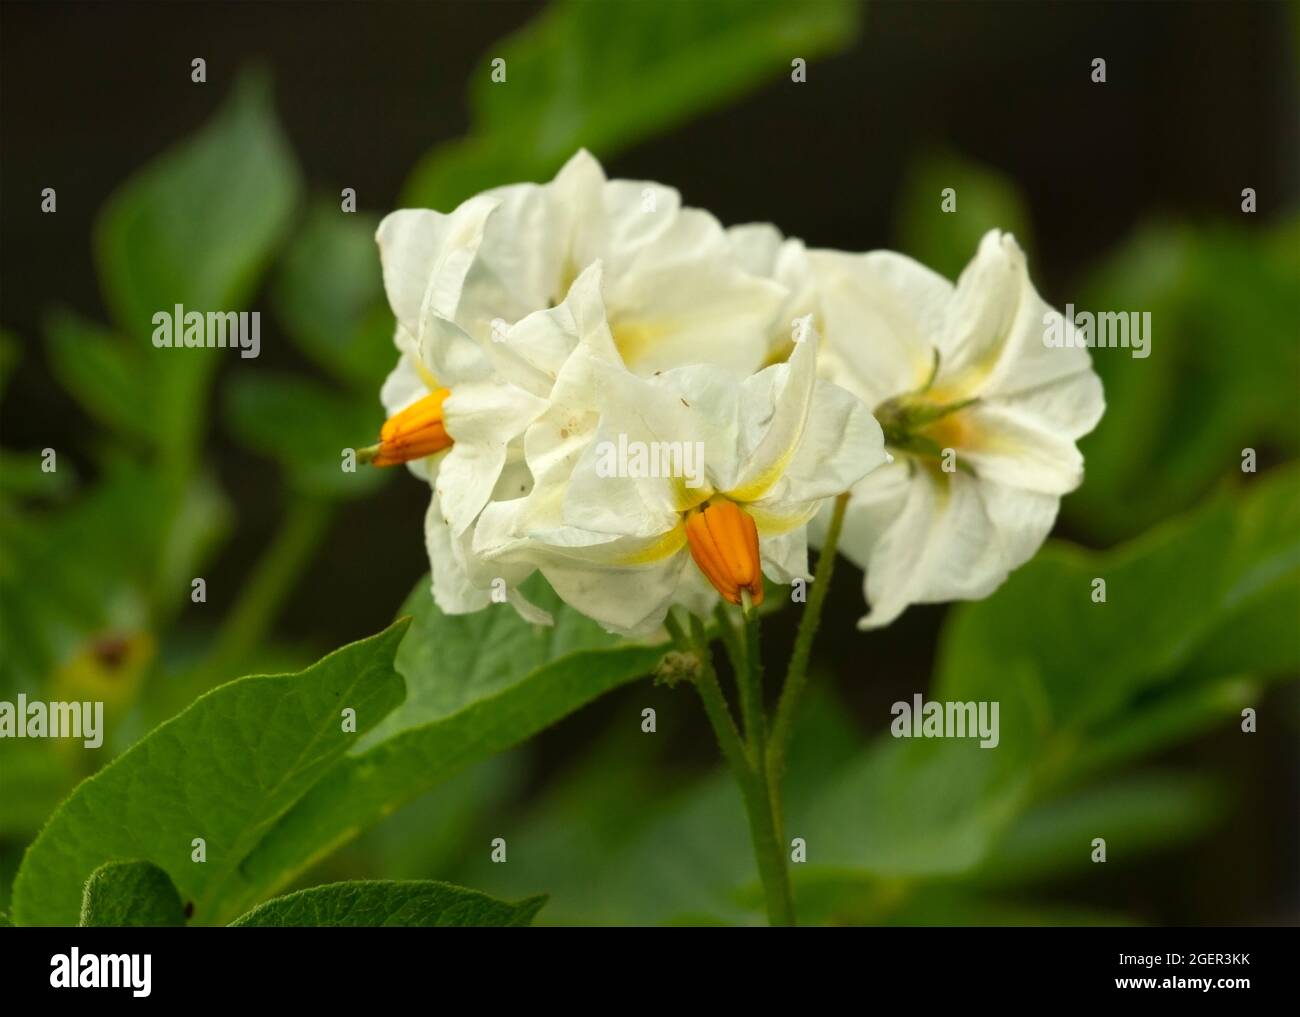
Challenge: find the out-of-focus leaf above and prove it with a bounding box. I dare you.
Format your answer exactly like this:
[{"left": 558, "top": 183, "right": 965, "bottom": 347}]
[
  {"left": 229, "top": 880, "right": 545, "bottom": 927},
  {"left": 455, "top": 691, "right": 861, "bottom": 926},
  {"left": 10, "top": 621, "right": 408, "bottom": 927},
  {"left": 0, "top": 741, "right": 77, "bottom": 836},
  {"left": 937, "top": 466, "right": 1299, "bottom": 779},
  {"left": 224, "top": 372, "right": 388, "bottom": 499},
  {"left": 43, "top": 309, "right": 152, "bottom": 442},
  {"left": 972, "top": 773, "right": 1224, "bottom": 887},
  {"left": 895, "top": 149, "right": 1034, "bottom": 279},
  {"left": 0, "top": 450, "right": 75, "bottom": 501},
  {"left": 231, "top": 575, "right": 665, "bottom": 915},
  {"left": 801, "top": 736, "right": 1028, "bottom": 879},
  {"left": 272, "top": 204, "right": 395, "bottom": 390},
  {"left": 1067, "top": 216, "right": 1300, "bottom": 540},
  {"left": 80, "top": 861, "right": 186, "bottom": 927},
  {"left": 333, "top": 754, "right": 522, "bottom": 883},
  {"left": 788, "top": 469, "right": 1298, "bottom": 892},
  {"left": 0, "top": 462, "right": 165, "bottom": 691},
  {"left": 1065, "top": 675, "right": 1258, "bottom": 781},
  {"left": 95, "top": 69, "right": 301, "bottom": 458},
  {"left": 405, "top": 0, "right": 862, "bottom": 207}
]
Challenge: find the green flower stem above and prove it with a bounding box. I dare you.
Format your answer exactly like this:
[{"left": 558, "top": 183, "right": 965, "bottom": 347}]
[
  {"left": 670, "top": 611, "right": 795, "bottom": 927},
  {"left": 766, "top": 491, "right": 849, "bottom": 833},
  {"left": 737, "top": 594, "right": 767, "bottom": 759},
  {"left": 712, "top": 603, "right": 747, "bottom": 701}
]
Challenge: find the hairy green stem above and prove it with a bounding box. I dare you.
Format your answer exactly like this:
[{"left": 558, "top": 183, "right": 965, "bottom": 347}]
[
  {"left": 672, "top": 610, "right": 795, "bottom": 926},
  {"left": 766, "top": 492, "right": 849, "bottom": 833}
]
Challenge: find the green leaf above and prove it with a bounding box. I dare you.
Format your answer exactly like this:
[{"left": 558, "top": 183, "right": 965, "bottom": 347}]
[
  {"left": 230, "top": 576, "right": 664, "bottom": 912},
  {"left": 94, "top": 69, "right": 301, "bottom": 456},
  {"left": 895, "top": 149, "right": 1034, "bottom": 280},
  {"left": 0, "top": 741, "right": 77, "bottom": 836},
  {"left": 1067, "top": 217, "right": 1300, "bottom": 540},
  {"left": 229, "top": 880, "right": 545, "bottom": 927},
  {"left": 44, "top": 309, "right": 153, "bottom": 443},
  {"left": 937, "top": 466, "right": 1300, "bottom": 779},
  {"left": 224, "top": 372, "right": 388, "bottom": 499},
  {"left": 973, "top": 774, "right": 1224, "bottom": 887},
  {"left": 79, "top": 861, "right": 187, "bottom": 927},
  {"left": 405, "top": 0, "right": 861, "bottom": 207},
  {"left": 11, "top": 620, "right": 409, "bottom": 927},
  {"left": 455, "top": 691, "right": 860, "bottom": 925},
  {"left": 97, "top": 69, "right": 300, "bottom": 338},
  {"left": 792, "top": 469, "right": 1299, "bottom": 887},
  {"left": 0, "top": 461, "right": 165, "bottom": 691},
  {"left": 271, "top": 203, "right": 395, "bottom": 390},
  {"left": 800, "top": 736, "right": 1028, "bottom": 879}
]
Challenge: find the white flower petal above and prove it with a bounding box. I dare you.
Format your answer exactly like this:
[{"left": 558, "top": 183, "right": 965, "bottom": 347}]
[
  {"left": 760, "top": 378, "right": 886, "bottom": 506},
  {"left": 960, "top": 402, "right": 1086, "bottom": 496},
  {"left": 807, "top": 248, "right": 949, "bottom": 407},
  {"left": 857, "top": 468, "right": 1005, "bottom": 629}
]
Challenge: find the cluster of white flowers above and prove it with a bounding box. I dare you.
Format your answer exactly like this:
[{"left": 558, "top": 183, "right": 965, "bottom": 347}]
[{"left": 366, "top": 151, "right": 1104, "bottom": 635}]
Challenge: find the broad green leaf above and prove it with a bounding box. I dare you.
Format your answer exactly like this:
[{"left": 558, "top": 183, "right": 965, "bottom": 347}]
[
  {"left": 405, "top": 0, "right": 861, "bottom": 207},
  {"left": 271, "top": 203, "right": 394, "bottom": 390},
  {"left": 223, "top": 372, "right": 388, "bottom": 499},
  {"left": 11, "top": 621, "right": 408, "bottom": 927},
  {"left": 95, "top": 69, "right": 300, "bottom": 459},
  {"left": 230, "top": 576, "right": 664, "bottom": 913},
  {"left": 80, "top": 861, "right": 186, "bottom": 927},
  {"left": 895, "top": 149, "right": 1034, "bottom": 280},
  {"left": 229, "top": 879, "right": 544, "bottom": 927},
  {"left": 0, "top": 913, "right": 10, "bottom": 928}
]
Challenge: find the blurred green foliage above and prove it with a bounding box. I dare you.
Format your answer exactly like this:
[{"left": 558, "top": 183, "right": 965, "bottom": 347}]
[{"left": 405, "top": 0, "right": 861, "bottom": 208}]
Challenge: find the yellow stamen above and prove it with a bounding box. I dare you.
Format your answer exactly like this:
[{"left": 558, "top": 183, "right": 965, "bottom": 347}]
[
  {"left": 685, "top": 501, "right": 764, "bottom": 607},
  {"left": 365, "top": 389, "right": 453, "bottom": 467}
]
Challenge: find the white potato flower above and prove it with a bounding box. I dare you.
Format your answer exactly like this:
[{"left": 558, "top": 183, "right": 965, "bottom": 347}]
[
  {"left": 364, "top": 151, "right": 789, "bottom": 621},
  {"left": 473, "top": 329, "right": 887, "bottom": 635},
  {"left": 808, "top": 230, "right": 1105, "bottom": 628}
]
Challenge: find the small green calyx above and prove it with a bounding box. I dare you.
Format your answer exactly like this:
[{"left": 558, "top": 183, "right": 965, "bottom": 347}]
[{"left": 654, "top": 650, "right": 702, "bottom": 688}]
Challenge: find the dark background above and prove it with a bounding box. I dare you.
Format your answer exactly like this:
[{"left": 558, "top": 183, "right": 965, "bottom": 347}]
[{"left": 2, "top": 0, "right": 1297, "bottom": 924}]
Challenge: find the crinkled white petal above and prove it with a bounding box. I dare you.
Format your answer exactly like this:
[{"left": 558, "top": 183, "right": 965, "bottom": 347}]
[{"left": 377, "top": 195, "right": 500, "bottom": 343}]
